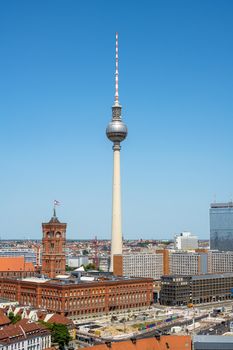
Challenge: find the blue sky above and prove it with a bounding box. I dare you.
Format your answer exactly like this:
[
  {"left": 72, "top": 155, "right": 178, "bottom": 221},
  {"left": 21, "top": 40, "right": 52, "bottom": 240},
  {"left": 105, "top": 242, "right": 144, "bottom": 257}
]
[{"left": 0, "top": 0, "right": 232, "bottom": 240}]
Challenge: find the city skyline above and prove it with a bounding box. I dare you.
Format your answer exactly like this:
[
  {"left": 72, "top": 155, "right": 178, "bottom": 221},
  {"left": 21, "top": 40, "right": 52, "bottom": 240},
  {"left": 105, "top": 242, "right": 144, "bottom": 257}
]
[{"left": 1, "top": 0, "right": 233, "bottom": 239}]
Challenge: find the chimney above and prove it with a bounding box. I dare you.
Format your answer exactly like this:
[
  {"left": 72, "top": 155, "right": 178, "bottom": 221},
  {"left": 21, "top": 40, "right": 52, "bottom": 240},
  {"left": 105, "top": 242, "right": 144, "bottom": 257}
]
[{"left": 130, "top": 338, "right": 137, "bottom": 345}]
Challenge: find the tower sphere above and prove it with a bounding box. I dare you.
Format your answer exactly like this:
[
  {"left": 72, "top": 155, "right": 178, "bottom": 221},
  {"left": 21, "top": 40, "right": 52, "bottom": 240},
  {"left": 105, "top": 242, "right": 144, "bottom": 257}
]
[{"left": 106, "top": 119, "right": 128, "bottom": 143}]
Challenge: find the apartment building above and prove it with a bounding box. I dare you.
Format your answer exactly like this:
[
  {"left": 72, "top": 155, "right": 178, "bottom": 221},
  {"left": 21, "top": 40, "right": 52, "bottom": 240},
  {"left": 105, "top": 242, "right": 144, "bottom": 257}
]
[
  {"left": 0, "top": 319, "right": 51, "bottom": 350},
  {"left": 113, "top": 251, "right": 168, "bottom": 279},
  {"left": 170, "top": 250, "right": 233, "bottom": 276},
  {"left": 114, "top": 250, "right": 209, "bottom": 279},
  {"left": 208, "top": 250, "right": 233, "bottom": 273},
  {"left": 169, "top": 252, "right": 208, "bottom": 275}
]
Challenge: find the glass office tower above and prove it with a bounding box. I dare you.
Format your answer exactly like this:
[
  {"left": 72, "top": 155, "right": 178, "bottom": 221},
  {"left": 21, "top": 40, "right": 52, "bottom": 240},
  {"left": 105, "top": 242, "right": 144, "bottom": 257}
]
[{"left": 210, "top": 202, "right": 233, "bottom": 251}]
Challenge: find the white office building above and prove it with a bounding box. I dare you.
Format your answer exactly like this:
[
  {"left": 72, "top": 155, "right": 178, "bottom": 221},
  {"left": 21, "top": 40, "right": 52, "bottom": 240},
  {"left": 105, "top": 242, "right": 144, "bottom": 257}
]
[
  {"left": 67, "top": 255, "right": 89, "bottom": 268},
  {"left": 174, "top": 231, "right": 198, "bottom": 250}
]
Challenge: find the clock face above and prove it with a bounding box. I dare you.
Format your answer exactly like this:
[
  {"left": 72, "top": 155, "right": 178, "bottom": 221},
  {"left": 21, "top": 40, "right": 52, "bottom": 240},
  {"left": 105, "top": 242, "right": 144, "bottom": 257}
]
[{"left": 56, "top": 232, "right": 61, "bottom": 238}]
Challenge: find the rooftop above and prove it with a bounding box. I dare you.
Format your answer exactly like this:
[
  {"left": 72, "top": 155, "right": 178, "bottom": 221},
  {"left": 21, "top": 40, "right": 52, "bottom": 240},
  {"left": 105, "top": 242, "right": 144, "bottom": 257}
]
[
  {"left": 0, "top": 309, "right": 10, "bottom": 326},
  {"left": 191, "top": 272, "right": 233, "bottom": 280},
  {"left": 84, "top": 336, "right": 191, "bottom": 350},
  {"left": 0, "top": 319, "right": 50, "bottom": 344},
  {"left": 0, "top": 257, "right": 35, "bottom": 272},
  {"left": 162, "top": 272, "right": 233, "bottom": 280},
  {"left": 194, "top": 335, "right": 233, "bottom": 344},
  {"left": 22, "top": 277, "right": 49, "bottom": 283},
  {"left": 210, "top": 202, "right": 233, "bottom": 209},
  {"left": 14, "top": 273, "right": 153, "bottom": 287}
]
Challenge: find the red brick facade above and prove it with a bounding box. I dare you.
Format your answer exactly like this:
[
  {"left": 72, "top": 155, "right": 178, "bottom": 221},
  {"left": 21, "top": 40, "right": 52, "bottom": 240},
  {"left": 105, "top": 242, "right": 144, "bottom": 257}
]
[
  {"left": 41, "top": 213, "right": 66, "bottom": 278},
  {"left": 0, "top": 277, "right": 153, "bottom": 317},
  {"left": 113, "top": 255, "right": 123, "bottom": 276},
  {"left": 0, "top": 257, "right": 35, "bottom": 279}
]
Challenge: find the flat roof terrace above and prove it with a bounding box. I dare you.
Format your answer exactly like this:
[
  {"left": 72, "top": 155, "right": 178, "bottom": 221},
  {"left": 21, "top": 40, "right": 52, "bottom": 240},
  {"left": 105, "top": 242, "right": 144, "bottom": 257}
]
[{"left": 2, "top": 275, "right": 153, "bottom": 289}]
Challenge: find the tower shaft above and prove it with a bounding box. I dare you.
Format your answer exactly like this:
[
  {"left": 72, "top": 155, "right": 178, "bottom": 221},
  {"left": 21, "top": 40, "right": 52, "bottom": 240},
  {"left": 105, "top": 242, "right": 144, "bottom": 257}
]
[
  {"left": 106, "top": 33, "right": 128, "bottom": 273},
  {"left": 110, "top": 143, "right": 122, "bottom": 272}
]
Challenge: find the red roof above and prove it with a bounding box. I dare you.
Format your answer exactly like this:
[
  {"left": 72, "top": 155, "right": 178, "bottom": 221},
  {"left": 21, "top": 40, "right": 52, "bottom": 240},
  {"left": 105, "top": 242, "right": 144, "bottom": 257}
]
[
  {"left": 0, "top": 319, "right": 50, "bottom": 344},
  {"left": 0, "top": 309, "right": 10, "bottom": 326},
  {"left": 46, "top": 314, "right": 74, "bottom": 326},
  {"left": 84, "top": 336, "right": 191, "bottom": 350},
  {"left": 0, "top": 257, "right": 35, "bottom": 272}
]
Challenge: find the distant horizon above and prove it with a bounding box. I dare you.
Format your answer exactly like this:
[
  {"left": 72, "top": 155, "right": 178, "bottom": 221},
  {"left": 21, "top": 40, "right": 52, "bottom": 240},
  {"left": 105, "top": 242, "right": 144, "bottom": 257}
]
[{"left": 0, "top": 237, "right": 210, "bottom": 242}]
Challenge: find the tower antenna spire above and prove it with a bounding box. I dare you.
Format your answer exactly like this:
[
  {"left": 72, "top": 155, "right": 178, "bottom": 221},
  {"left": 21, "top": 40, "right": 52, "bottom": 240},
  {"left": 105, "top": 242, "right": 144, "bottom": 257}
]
[
  {"left": 106, "top": 33, "right": 128, "bottom": 272},
  {"left": 114, "top": 32, "right": 119, "bottom": 105},
  {"left": 53, "top": 203, "right": 56, "bottom": 218}
]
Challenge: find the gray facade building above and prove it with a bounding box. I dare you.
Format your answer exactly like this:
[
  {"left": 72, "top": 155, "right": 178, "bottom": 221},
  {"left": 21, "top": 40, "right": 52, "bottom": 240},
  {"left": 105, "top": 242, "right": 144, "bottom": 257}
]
[
  {"left": 119, "top": 253, "right": 164, "bottom": 279},
  {"left": 169, "top": 252, "right": 208, "bottom": 275},
  {"left": 160, "top": 273, "right": 233, "bottom": 306},
  {"left": 194, "top": 335, "right": 233, "bottom": 350},
  {"left": 210, "top": 202, "right": 233, "bottom": 251}
]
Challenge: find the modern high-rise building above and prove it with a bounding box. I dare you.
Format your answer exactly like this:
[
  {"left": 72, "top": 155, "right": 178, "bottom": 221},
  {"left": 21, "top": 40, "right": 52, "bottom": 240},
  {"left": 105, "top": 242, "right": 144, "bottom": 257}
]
[
  {"left": 174, "top": 231, "right": 198, "bottom": 250},
  {"left": 210, "top": 202, "right": 233, "bottom": 251},
  {"left": 106, "top": 33, "right": 128, "bottom": 272}
]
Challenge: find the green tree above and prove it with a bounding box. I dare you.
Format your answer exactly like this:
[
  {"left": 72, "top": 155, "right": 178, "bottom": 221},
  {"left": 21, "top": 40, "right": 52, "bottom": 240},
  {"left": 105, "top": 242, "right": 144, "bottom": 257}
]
[
  {"left": 83, "top": 263, "right": 96, "bottom": 271},
  {"left": 40, "top": 322, "right": 71, "bottom": 349},
  {"left": 8, "top": 312, "right": 21, "bottom": 324},
  {"left": 137, "top": 242, "right": 149, "bottom": 247},
  {"left": 65, "top": 265, "right": 76, "bottom": 272}
]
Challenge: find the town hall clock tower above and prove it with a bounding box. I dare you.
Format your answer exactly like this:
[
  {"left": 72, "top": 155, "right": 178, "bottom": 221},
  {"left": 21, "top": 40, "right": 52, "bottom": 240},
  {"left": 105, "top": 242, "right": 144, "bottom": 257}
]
[{"left": 41, "top": 208, "right": 67, "bottom": 278}]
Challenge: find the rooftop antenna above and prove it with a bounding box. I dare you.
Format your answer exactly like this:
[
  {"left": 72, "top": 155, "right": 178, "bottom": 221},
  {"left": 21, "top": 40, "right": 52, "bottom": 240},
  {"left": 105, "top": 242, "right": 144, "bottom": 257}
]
[
  {"left": 53, "top": 200, "right": 60, "bottom": 217},
  {"left": 53, "top": 203, "right": 56, "bottom": 218},
  {"left": 114, "top": 32, "right": 119, "bottom": 106}
]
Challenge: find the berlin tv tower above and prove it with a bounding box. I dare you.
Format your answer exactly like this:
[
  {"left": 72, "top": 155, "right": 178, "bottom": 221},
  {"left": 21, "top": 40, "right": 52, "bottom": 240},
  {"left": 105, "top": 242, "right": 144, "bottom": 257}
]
[{"left": 106, "top": 33, "right": 128, "bottom": 272}]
